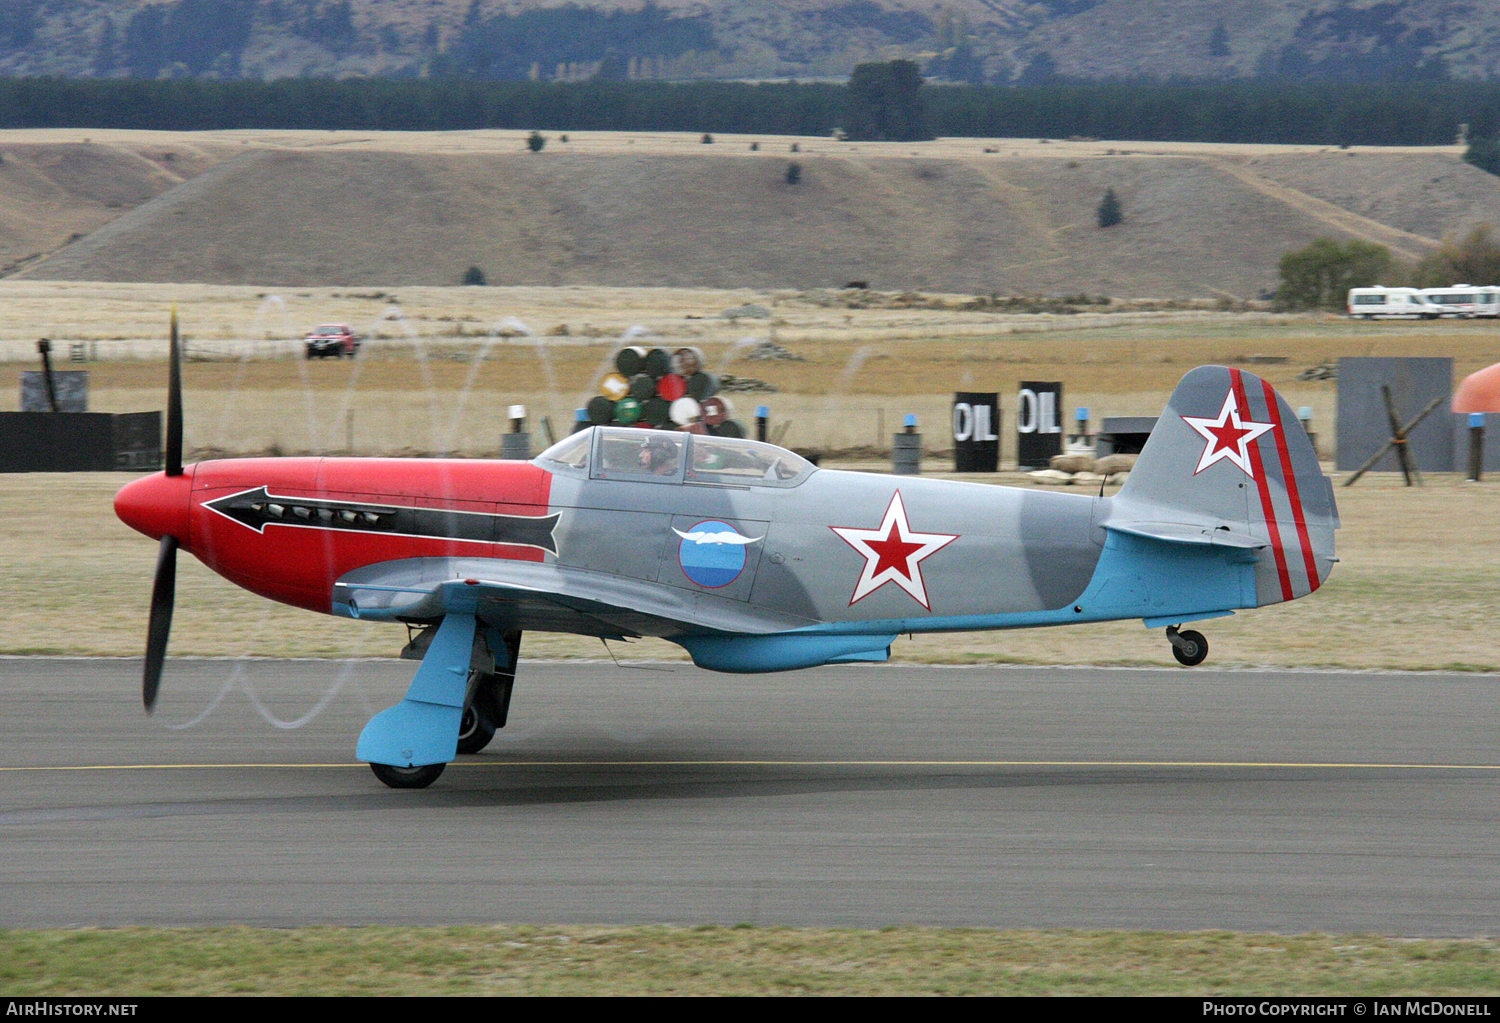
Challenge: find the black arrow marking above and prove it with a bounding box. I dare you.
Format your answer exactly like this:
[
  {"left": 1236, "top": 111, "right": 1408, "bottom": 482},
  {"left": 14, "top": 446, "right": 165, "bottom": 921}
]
[{"left": 203, "top": 487, "right": 560, "bottom": 555}]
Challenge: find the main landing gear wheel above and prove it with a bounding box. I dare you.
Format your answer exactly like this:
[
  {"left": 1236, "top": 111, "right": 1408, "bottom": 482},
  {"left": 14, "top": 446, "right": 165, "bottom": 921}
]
[
  {"left": 370, "top": 762, "right": 445, "bottom": 789},
  {"left": 1168, "top": 627, "right": 1208, "bottom": 667},
  {"left": 455, "top": 704, "right": 497, "bottom": 755},
  {"left": 455, "top": 644, "right": 518, "bottom": 756}
]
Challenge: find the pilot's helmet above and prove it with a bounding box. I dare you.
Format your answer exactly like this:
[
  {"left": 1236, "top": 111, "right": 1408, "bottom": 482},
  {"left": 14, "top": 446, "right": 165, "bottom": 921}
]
[{"left": 641, "top": 435, "right": 677, "bottom": 471}]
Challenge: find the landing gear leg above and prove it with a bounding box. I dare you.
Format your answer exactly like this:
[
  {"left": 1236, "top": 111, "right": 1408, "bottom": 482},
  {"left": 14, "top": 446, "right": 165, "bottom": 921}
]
[
  {"left": 1166, "top": 625, "right": 1208, "bottom": 667},
  {"left": 358, "top": 612, "right": 477, "bottom": 788},
  {"left": 456, "top": 630, "right": 519, "bottom": 755}
]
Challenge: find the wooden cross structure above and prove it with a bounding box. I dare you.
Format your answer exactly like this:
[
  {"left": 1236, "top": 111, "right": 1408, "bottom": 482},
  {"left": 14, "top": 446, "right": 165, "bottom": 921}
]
[{"left": 1342, "top": 385, "right": 1444, "bottom": 487}]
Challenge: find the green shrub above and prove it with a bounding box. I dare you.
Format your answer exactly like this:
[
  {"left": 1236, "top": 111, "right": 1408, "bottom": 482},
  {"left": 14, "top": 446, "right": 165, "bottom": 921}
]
[
  {"left": 1412, "top": 224, "right": 1500, "bottom": 288},
  {"left": 1276, "top": 238, "right": 1392, "bottom": 310}
]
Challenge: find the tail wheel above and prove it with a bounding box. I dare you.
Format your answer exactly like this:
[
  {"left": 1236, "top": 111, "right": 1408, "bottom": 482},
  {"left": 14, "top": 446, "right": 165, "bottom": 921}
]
[
  {"left": 370, "top": 762, "right": 445, "bottom": 789},
  {"left": 1171, "top": 629, "right": 1208, "bottom": 667}
]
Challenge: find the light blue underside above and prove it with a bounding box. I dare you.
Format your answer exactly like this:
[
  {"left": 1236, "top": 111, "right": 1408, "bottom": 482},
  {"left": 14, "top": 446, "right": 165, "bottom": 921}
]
[
  {"left": 793, "top": 530, "right": 1255, "bottom": 639},
  {"left": 677, "top": 633, "right": 896, "bottom": 673},
  {"left": 674, "top": 531, "right": 1250, "bottom": 672},
  {"left": 356, "top": 612, "right": 476, "bottom": 767}
]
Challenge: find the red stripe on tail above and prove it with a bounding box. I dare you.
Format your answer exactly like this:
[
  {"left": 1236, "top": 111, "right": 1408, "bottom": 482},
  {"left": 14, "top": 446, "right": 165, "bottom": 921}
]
[
  {"left": 1258, "top": 376, "right": 1321, "bottom": 594},
  {"left": 1229, "top": 369, "right": 1293, "bottom": 603}
]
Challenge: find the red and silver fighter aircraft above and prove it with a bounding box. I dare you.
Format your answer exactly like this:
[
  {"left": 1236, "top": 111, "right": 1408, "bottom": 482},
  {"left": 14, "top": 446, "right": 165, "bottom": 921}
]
[{"left": 115, "top": 315, "right": 1338, "bottom": 788}]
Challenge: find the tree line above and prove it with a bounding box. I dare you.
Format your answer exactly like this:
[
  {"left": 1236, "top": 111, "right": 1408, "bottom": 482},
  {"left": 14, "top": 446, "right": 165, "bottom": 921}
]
[
  {"left": 0, "top": 75, "right": 1498, "bottom": 145},
  {"left": 431, "top": 5, "right": 716, "bottom": 81}
]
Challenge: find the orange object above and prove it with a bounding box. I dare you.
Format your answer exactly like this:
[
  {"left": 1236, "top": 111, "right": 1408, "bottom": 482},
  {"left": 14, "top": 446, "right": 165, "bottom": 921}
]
[{"left": 1453, "top": 362, "right": 1500, "bottom": 413}]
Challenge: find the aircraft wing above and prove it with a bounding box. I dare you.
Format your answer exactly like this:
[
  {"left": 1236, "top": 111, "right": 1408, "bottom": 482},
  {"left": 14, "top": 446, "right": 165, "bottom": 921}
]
[{"left": 332, "top": 556, "right": 818, "bottom": 639}]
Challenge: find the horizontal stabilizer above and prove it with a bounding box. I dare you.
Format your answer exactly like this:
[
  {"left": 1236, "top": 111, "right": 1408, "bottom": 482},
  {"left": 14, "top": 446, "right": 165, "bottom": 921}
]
[{"left": 1105, "top": 520, "right": 1266, "bottom": 550}]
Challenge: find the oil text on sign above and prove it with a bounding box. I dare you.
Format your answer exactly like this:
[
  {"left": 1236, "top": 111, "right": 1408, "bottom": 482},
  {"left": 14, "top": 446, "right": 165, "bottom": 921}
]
[
  {"left": 1016, "top": 388, "right": 1061, "bottom": 434},
  {"left": 952, "top": 403, "right": 999, "bottom": 442}
]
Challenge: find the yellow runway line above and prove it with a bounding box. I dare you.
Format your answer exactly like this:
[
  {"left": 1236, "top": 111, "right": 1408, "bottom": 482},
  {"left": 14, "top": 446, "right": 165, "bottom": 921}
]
[{"left": 2, "top": 760, "right": 1500, "bottom": 772}]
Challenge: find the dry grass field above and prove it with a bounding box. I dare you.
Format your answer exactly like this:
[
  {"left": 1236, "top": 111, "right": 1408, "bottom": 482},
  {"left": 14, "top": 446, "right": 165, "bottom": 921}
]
[
  {"left": 2, "top": 281, "right": 1497, "bottom": 458},
  {"left": 2, "top": 129, "right": 1496, "bottom": 297}
]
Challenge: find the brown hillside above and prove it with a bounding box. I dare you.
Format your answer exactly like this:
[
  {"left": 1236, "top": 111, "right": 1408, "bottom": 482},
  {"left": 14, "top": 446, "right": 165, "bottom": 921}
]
[
  {"left": 11, "top": 131, "right": 1500, "bottom": 298},
  {"left": 0, "top": 139, "right": 233, "bottom": 275},
  {"left": 1236, "top": 152, "right": 1500, "bottom": 243}
]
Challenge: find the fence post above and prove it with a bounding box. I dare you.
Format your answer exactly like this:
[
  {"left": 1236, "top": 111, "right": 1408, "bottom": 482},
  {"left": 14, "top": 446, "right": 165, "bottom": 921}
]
[{"left": 1468, "top": 412, "right": 1485, "bottom": 482}]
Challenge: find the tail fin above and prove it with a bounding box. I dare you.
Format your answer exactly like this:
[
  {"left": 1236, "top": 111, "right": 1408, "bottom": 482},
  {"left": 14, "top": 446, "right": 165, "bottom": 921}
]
[{"left": 1109, "top": 366, "right": 1338, "bottom": 607}]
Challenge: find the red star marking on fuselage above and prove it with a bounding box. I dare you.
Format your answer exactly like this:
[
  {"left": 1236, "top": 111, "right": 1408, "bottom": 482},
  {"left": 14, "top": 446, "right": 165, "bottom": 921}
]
[
  {"left": 1181, "top": 391, "right": 1276, "bottom": 477},
  {"left": 829, "top": 491, "right": 959, "bottom": 609}
]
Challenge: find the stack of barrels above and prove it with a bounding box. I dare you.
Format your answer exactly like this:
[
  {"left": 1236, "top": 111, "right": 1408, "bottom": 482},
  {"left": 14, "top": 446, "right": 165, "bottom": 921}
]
[{"left": 586, "top": 345, "right": 745, "bottom": 438}]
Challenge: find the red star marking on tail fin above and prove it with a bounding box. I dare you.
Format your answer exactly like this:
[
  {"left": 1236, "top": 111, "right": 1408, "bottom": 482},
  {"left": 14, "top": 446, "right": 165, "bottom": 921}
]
[{"left": 1181, "top": 391, "right": 1276, "bottom": 477}]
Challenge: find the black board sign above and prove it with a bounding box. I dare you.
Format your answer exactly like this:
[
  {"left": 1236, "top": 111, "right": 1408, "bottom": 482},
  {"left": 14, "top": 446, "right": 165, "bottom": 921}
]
[
  {"left": 952, "top": 392, "right": 1000, "bottom": 472},
  {"left": 1016, "top": 381, "right": 1063, "bottom": 469}
]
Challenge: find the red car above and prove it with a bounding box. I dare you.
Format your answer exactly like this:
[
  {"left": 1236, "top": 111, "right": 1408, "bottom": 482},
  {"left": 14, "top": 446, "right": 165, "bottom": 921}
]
[{"left": 304, "top": 324, "right": 360, "bottom": 359}]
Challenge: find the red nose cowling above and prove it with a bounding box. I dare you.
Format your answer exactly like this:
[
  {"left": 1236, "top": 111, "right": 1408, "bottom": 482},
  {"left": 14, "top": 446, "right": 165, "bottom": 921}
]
[{"left": 115, "top": 470, "right": 194, "bottom": 543}]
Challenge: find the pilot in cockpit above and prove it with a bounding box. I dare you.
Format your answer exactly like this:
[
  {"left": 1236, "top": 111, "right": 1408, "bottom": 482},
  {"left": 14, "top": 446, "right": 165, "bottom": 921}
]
[{"left": 638, "top": 436, "right": 680, "bottom": 476}]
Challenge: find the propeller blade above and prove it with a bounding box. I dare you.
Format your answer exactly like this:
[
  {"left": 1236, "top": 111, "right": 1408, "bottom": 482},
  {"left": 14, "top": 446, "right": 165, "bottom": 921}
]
[
  {"left": 165, "top": 306, "right": 182, "bottom": 478},
  {"left": 143, "top": 534, "right": 178, "bottom": 712}
]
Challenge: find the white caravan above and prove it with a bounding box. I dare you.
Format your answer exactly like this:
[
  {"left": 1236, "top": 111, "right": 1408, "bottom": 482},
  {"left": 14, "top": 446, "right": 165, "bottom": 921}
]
[
  {"left": 1346, "top": 287, "right": 1436, "bottom": 318},
  {"left": 1419, "top": 286, "right": 1500, "bottom": 318}
]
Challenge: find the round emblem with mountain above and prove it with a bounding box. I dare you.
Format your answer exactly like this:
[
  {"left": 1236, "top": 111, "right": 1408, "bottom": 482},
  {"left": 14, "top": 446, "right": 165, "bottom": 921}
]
[{"left": 674, "top": 520, "right": 762, "bottom": 588}]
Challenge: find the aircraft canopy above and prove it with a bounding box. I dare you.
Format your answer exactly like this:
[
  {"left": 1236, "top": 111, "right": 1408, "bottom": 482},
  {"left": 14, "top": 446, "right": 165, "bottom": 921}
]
[{"left": 536, "top": 427, "right": 815, "bottom": 488}]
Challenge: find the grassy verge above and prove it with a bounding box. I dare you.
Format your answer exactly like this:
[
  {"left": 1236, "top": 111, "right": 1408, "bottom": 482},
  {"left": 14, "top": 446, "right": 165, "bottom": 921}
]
[{"left": 3, "top": 926, "right": 1499, "bottom": 996}]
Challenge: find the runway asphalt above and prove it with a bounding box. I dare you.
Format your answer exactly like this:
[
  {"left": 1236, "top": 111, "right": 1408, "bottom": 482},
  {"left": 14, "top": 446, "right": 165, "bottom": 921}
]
[{"left": 1, "top": 657, "right": 1497, "bottom": 935}]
